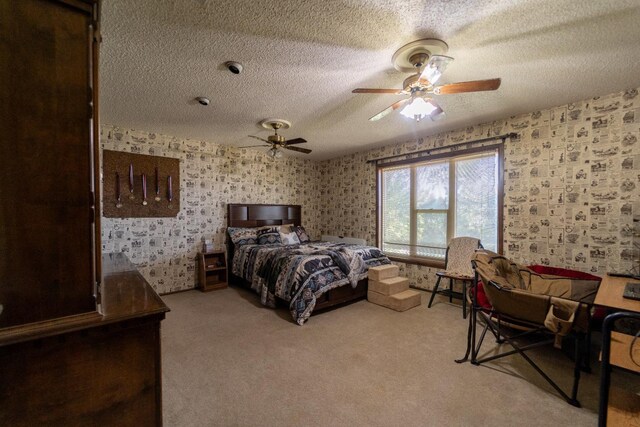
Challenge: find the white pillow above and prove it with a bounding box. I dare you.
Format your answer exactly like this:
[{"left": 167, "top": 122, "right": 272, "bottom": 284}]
[{"left": 279, "top": 224, "right": 301, "bottom": 245}]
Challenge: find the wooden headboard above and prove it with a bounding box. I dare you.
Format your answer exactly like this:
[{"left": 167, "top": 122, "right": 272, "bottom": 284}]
[
  {"left": 227, "top": 204, "right": 302, "bottom": 228},
  {"left": 225, "top": 204, "right": 302, "bottom": 283}
]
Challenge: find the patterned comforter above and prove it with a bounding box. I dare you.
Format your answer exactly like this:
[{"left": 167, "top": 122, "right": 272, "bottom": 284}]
[{"left": 232, "top": 242, "right": 391, "bottom": 325}]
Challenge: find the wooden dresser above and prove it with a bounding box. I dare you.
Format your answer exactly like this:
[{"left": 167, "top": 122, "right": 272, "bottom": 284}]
[{"left": 0, "top": 254, "right": 169, "bottom": 426}]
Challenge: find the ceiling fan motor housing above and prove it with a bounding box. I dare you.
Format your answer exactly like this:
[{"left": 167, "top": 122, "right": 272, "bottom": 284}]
[
  {"left": 403, "top": 74, "right": 426, "bottom": 92},
  {"left": 268, "top": 134, "right": 286, "bottom": 144}
]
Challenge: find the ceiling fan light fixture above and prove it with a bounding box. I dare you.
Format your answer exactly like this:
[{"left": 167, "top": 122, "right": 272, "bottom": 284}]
[
  {"left": 267, "top": 147, "right": 283, "bottom": 159},
  {"left": 400, "top": 97, "right": 438, "bottom": 122}
]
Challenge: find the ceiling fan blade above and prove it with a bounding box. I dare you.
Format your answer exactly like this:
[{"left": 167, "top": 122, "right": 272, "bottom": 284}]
[
  {"left": 248, "top": 135, "right": 270, "bottom": 143},
  {"left": 418, "top": 55, "right": 454, "bottom": 86},
  {"left": 240, "top": 144, "right": 270, "bottom": 148},
  {"left": 352, "top": 88, "right": 404, "bottom": 94},
  {"left": 285, "top": 145, "right": 312, "bottom": 154},
  {"left": 434, "top": 78, "right": 501, "bottom": 95},
  {"left": 369, "top": 99, "right": 409, "bottom": 121},
  {"left": 285, "top": 138, "right": 307, "bottom": 145}
]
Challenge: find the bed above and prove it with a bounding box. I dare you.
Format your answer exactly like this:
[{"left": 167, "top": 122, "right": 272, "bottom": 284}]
[{"left": 226, "top": 204, "right": 391, "bottom": 324}]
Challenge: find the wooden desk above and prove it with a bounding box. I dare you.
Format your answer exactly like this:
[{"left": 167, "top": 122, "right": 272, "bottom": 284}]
[
  {"left": 596, "top": 275, "right": 640, "bottom": 427},
  {"left": 595, "top": 274, "right": 640, "bottom": 312}
]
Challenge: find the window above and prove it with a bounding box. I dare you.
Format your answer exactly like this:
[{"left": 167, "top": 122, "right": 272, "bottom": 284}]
[{"left": 378, "top": 146, "right": 503, "bottom": 263}]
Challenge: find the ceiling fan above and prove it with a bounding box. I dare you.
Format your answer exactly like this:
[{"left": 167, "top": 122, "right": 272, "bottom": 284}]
[
  {"left": 353, "top": 39, "right": 501, "bottom": 122},
  {"left": 242, "top": 119, "right": 311, "bottom": 158}
]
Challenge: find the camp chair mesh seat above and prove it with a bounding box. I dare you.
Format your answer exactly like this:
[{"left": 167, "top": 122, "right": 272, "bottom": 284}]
[
  {"left": 456, "top": 250, "right": 601, "bottom": 407},
  {"left": 427, "top": 236, "right": 482, "bottom": 318}
]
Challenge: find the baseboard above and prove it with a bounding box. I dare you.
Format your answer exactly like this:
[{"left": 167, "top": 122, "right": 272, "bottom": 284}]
[{"left": 159, "top": 287, "right": 197, "bottom": 296}]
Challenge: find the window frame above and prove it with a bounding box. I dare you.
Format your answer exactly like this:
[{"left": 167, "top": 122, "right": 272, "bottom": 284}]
[{"left": 376, "top": 144, "right": 504, "bottom": 268}]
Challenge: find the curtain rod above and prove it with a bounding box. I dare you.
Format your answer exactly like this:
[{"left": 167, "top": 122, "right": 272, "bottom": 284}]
[{"left": 366, "top": 132, "right": 517, "bottom": 164}]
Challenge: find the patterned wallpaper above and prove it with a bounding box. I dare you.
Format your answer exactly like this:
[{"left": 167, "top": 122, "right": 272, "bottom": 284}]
[
  {"left": 319, "top": 88, "right": 640, "bottom": 290},
  {"left": 100, "top": 125, "right": 322, "bottom": 293},
  {"left": 102, "top": 87, "right": 639, "bottom": 293}
]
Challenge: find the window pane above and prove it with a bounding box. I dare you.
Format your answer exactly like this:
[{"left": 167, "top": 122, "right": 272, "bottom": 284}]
[
  {"left": 416, "top": 212, "right": 447, "bottom": 257},
  {"left": 382, "top": 168, "right": 410, "bottom": 255},
  {"left": 416, "top": 162, "right": 449, "bottom": 210},
  {"left": 455, "top": 154, "right": 498, "bottom": 251},
  {"left": 378, "top": 148, "right": 501, "bottom": 260}
]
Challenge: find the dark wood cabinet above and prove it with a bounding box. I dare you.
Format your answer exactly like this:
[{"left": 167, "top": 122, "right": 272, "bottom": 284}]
[
  {"left": 198, "top": 251, "right": 228, "bottom": 291},
  {"left": 0, "top": 1, "right": 168, "bottom": 425},
  {"left": 0, "top": 0, "right": 101, "bottom": 327}
]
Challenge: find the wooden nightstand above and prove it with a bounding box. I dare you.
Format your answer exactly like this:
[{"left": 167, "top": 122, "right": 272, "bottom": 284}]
[{"left": 198, "top": 251, "right": 227, "bottom": 292}]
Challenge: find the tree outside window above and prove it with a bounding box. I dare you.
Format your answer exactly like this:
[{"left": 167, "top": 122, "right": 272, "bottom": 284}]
[{"left": 378, "top": 146, "right": 503, "bottom": 263}]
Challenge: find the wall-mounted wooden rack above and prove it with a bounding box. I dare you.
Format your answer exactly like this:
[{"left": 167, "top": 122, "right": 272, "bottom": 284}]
[{"left": 103, "top": 150, "right": 180, "bottom": 218}]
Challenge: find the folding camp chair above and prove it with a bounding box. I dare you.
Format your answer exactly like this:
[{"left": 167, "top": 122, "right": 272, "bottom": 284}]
[{"left": 456, "top": 250, "right": 601, "bottom": 407}]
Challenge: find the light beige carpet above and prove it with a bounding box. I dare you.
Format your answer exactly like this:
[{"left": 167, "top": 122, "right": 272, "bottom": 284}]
[{"left": 160, "top": 287, "right": 632, "bottom": 426}]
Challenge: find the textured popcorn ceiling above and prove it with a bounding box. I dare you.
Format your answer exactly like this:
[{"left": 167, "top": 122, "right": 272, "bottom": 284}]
[{"left": 100, "top": 0, "right": 640, "bottom": 160}]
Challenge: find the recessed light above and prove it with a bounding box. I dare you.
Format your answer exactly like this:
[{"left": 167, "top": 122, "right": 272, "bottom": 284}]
[{"left": 225, "top": 61, "right": 243, "bottom": 75}]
